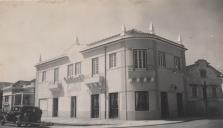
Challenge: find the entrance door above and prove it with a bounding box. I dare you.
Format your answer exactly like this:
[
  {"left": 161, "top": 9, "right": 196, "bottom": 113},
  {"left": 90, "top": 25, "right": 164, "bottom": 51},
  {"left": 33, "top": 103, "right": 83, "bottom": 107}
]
[
  {"left": 161, "top": 92, "right": 169, "bottom": 118},
  {"left": 91, "top": 94, "right": 99, "bottom": 118},
  {"left": 52, "top": 98, "right": 58, "bottom": 117},
  {"left": 109, "top": 93, "right": 118, "bottom": 118},
  {"left": 176, "top": 93, "right": 184, "bottom": 117},
  {"left": 70, "top": 96, "right": 76, "bottom": 118}
]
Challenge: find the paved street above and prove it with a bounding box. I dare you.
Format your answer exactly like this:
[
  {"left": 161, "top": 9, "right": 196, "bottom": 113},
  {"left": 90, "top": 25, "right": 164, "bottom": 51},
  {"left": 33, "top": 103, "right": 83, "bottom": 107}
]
[{"left": 0, "top": 118, "right": 223, "bottom": 128}]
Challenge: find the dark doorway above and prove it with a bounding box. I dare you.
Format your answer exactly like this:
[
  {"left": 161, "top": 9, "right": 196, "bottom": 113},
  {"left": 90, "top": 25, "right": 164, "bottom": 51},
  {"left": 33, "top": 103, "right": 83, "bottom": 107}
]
[
  {"left": 52, "top": 98, "right": 58, "bottom": 117},
  {"left": 70, "top": 96, "right": 76, "bottom": 118},
  {"left": 109, "top": 93, "right": 118, "bottom": 118},
  {"left": 161, "top": 92, "right": 169, "bottom": 118},
  {"left": 176, "top": 93, "right": 184, "bottom": 117},
  {"left": 91, "top": 94, "right": 99, "bottom": 118}
]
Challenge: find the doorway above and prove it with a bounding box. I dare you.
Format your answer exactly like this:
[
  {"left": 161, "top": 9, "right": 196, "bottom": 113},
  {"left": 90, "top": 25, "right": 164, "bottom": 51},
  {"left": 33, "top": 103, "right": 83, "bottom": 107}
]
[
  {"left": 52, "top": 98, "right": 58, "bottom": 117},
  {"left": 176, "top": 93, "right": 183, "bottom": 117},
  {"left": 70, "top": 96, "right": 76, "bottom": 118},
  {"left": 109, "top": 93, "right": 118, "bottom": 118},
  {"left": 161, "top": 92, "right": 169, "bottom": 118},
  {"left": 91, "top": 94, "right": 99, "bottom": 118}
]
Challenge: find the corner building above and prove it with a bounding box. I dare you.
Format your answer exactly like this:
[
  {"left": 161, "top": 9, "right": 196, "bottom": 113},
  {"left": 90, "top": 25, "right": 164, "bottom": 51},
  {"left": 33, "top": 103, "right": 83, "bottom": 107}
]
[{"left": 35, "top": 29, "right": 187, "bottom": 120}]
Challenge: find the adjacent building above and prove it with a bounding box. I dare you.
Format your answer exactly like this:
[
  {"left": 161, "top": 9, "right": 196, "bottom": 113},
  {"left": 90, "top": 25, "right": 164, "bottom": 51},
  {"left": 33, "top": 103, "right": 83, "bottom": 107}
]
[
  {"left": 0, "top": 82, "right": 13, "bottom": 110},
  {"left": 2, "top": 79, "right": 35, "bottom": 111},
  {"left": 186, "top": 59, "right": 223, "bottom": 116},
  {"left": 35, "top": 25, "right": 187, "bottom": 120}
]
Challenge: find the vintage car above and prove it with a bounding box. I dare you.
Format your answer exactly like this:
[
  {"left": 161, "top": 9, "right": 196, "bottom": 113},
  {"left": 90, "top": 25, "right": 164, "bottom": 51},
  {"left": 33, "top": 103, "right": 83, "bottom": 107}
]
[{"left": 0, "top": 106, "right": 42, "bottom": 127}]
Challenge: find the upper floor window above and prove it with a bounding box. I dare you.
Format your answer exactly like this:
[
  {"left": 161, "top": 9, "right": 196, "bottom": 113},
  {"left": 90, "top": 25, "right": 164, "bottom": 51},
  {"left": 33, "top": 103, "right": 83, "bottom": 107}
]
[
  {"left": 135, "top": 91, "right": 149, "bottom": 111},
  {"left": 42, "top": 71, "right": 46, "bottom": 82},
  {"left": 192, "top": 86, "right": 197, "bottom": 98},
  {"left": 174, "top": 56, "right": 181, "bottom": 70},
  {"left": 92, "top": 57, "right": 99, "bottom": 76},
  {"left": 212, "top": 87, "right": 217, "bottom": 97},
  {"left": 54, "top": 68, "right": 59, "bottom": 83},
  {"left": 109, "top": 53, "right": 117, "bottom": 68},
  {"left": 75, "top": 62, "right": 81, "bottom": 75},
  {"left": 5, "top": 96, "right": 9, "bottom": 102},
  {"left": 67, "top": 64, "right": 74, "bottom": 77},
  {"left": 133, "top": 49, "right": 147, "bottom": 69},
  {"left": 200, "top": 69, "right": 207, "bottom": 78},
  {"left": 158, "top": 51, "right": 166, "bottom": 67}
]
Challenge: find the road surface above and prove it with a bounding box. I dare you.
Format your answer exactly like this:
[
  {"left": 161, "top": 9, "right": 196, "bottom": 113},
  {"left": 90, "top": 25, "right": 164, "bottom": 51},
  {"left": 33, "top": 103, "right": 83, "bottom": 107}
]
[{"left": 0, "top": 118, "right": 222, "bottom": 128}]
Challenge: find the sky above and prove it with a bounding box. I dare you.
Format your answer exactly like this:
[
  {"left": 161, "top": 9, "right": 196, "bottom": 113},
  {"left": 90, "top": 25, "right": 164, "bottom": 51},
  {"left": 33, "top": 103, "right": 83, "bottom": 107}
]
[{"left": 0, "top": 0, "right": 222, "bottom": 82}]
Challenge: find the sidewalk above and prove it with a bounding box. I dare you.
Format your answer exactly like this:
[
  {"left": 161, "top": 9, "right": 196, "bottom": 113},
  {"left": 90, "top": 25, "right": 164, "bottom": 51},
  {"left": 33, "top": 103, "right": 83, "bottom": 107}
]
[{"left": 41, "top": 117, "right": 195, "bottom": 127}]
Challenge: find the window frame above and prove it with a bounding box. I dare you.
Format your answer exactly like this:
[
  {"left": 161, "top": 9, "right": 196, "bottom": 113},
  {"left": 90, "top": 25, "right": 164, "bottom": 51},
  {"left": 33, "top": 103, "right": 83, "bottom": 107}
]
[
  {"left": 158, "top": 51, "right": 166, "bottom": 68},
  {"left": 92, "top": 57, "right": 99, "bottom": 76},
  {"left": 67, "top": 64, "right": 74, "bottom": 77},
  {"left": 133, "top": 49, "right": 147, "bottom": 69},
  {"left": 174, "top": 56, "right": 181, "bottom": 70},
  {"left": 192, "top": 86, "right": 197, "bottom": 98},
  {"left": 200, "top": 69, "right": 207, "bottom": 78},
  {"left": 135, "top": 91, "right": 149, "bottom": 111},
  {"left": 54, "top": 68, "right": 59, "bottom": 83},
  {"left": 212, "top": 86, "right": 217, "bottom": 98},
  {"left": 42, "top": 71, "right": 46, "bottom": 82},
  {"left": 75, "top": 62, "right": 81, "bottom": 75},
  {"left": 109, "top": 53, "right": 117, "bottom": 68}
]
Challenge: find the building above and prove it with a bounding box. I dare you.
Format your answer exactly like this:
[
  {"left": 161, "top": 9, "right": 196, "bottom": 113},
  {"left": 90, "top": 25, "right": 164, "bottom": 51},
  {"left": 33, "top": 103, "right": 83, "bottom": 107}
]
[
  {"left": 185, "top": 59, "right": 223, "bottom": 116},
  {"left": 2, "top": 79, "right": 35, "bottom": 111},
  {"left": 0, "top": 82, "right": 13, "bottom": 110},
  {"left": 35, "top": 24, "right": 187, "bottom": 120}
]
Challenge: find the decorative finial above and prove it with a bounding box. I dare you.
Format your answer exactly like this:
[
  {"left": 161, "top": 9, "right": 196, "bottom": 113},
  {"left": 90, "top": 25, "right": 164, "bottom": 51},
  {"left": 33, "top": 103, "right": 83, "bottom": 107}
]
[
  {"left": 120, "top": 24, "right": 126, "bottom": 36},
  {"left": 75, "top": 36, "right": 80, "bottom": 45},
  {"left": 177, "top": 34, "right": 183, "bottom": 45},
  {"left": 39, "top": 54, "right": 42, "bottom": 62},
  {"left": 149, "top": 22, "right": 155, "bottom": 34}
]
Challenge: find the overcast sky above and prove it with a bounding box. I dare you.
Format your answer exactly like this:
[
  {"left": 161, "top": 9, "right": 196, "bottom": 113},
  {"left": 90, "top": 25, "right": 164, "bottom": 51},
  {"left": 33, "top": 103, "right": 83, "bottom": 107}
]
[{"left": 0, "top": 0, "right": 222, "bottom": 82}]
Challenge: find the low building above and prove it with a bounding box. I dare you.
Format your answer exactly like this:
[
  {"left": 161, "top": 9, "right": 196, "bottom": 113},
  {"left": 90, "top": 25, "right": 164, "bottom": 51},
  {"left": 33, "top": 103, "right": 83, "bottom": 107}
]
[
  {"left": 35, "top": 25, "right": 187, "bottom": 120},
  {"left": 2, "top": 79, "right": 35, "bottom": 111},
  {"left": 0, "top": 82, "right": 13, "bottom": 110},
  {"left": 186, "top": 59, "right": 223, "bottom": 116}
]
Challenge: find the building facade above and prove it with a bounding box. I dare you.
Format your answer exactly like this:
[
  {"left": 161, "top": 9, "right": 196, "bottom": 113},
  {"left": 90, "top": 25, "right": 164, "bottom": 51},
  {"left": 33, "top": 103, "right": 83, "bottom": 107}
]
[
  {"left": 35, "top": 27, "right": 187, "bottom": 120},
  {"left": 2, "top": 80, "right": 35, "bottom": 111},
  {"left": 186, "top": 59, "right": 223, "bottom": 116}
]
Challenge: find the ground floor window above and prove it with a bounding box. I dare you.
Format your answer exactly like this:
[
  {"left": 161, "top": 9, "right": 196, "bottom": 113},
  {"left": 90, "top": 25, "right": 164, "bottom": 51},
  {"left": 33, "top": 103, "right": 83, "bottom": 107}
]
[
  {"left": 135, "top": 91, "right": 149, "bottom": 111},
  {"left": 192, "top": 87, "right": 197, "bottom": 98}
]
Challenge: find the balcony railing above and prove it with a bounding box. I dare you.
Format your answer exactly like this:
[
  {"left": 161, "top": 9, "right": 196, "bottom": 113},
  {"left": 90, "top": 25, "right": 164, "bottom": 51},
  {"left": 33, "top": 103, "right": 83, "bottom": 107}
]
[
  {"left": 84, "top": 75, "right": 105, "bottom": 93},
  {"left": 64, "top": 74, "right": 85, "bottom": 84},
  {"left": 48, "top": 81, "right": 62, "bottom": 90},
  {"left": 128, "top": 65, "right": 155, "bottom": 83}
]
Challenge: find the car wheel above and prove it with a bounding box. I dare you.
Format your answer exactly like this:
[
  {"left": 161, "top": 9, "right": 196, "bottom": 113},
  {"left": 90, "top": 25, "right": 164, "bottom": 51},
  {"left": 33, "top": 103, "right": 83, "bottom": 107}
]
[{"left": 16, "top": 121, "right": 21, "bottom": 127}]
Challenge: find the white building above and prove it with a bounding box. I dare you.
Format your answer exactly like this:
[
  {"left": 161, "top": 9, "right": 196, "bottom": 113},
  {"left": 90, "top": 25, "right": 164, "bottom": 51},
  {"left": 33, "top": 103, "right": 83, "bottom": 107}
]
[{"left": 35, "top": 25, "right": 187, "bottom": 120}]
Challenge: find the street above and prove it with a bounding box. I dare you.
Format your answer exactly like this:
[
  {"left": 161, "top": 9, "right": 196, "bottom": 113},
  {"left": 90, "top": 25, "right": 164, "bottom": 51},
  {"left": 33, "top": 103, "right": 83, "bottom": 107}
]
[{"left": 0, "top": 118, "right": 223, "bottom": 128}]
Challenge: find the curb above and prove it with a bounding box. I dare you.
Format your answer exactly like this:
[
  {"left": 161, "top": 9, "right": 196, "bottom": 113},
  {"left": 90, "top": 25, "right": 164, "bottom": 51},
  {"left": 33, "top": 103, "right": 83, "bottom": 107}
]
[{"left": 45, "top": 117, "right": 205, "bottom": 127}]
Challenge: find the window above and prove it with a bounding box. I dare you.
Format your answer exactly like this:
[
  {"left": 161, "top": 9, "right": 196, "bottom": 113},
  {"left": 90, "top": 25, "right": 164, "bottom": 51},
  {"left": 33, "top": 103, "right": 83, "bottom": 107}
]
[
  {"left": 42, "top": 71, "right": 46, "bottom": 82},
  {"left": 135, "top": 91, "right": 149, "bottom": 111},
  {"left": 67, "top": 64, "right": 74, "bottom": 77},
  {"left": 109, "top": 53, "right": 117, "bottom": 68},
  {"left": 158, "top": 52, "right": 166, "bottom": 67},
  {"left": 5, "top": 96, "right": 9, "bottom": 102},
  {"left": 200, "top": 69, "right": 207, "bottom": 78},
  {"left": 174, "top": 56, "right": 181, "bottom": 70},
  {"left": 212, "top": 87, "right": 217, "bottom": 97},
  {"left": 75, "top": 62, "right": 81, "bottom": 75},
  {"left": 192, "top": 87, "right": 197, "bottom": 98},
  {"left": 92, "top": 57, "right": 99, "bottom": 75},
  {"left": 133, "top": 49, "right": 147, "bottom": 69},
  {"left": 54, "top": 68, "right": 59, "bottom": 83}
]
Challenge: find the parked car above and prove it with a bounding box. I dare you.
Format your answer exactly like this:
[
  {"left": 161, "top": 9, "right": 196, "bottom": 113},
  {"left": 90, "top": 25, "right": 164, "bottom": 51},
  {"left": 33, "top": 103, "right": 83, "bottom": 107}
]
[{"left": 0, "top": 106, "right": 42, "bottom": 127}]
